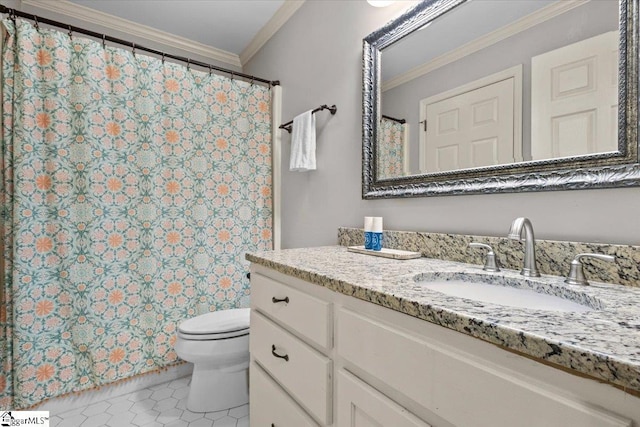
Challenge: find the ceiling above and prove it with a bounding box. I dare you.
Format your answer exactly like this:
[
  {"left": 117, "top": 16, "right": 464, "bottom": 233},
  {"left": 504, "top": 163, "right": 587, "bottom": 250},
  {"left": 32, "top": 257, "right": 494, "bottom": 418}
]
[
  {"left": 15, "top": 0, "right": 298, "bottom": 68},
  {"left": 68, "top": 0, "right": 286, "bottom": 56},
  {"left": 382, "top": 0, "right": 556, "bottom": 81}
]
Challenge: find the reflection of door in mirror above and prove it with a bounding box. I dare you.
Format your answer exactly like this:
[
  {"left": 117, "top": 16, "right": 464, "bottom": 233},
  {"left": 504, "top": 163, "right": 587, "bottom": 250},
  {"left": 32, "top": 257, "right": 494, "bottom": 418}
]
[
  {"left": 377, "top": 117, "right": 408, "bottom": 179},
  {"left": 418, "top": 66, "right": 523, "bottom": 173},
  {"left": 379, "top": 0, "right": 619, "bottom": 178},
  {"left": 531, "top": 31, "right": 619, "bottom": 160}
]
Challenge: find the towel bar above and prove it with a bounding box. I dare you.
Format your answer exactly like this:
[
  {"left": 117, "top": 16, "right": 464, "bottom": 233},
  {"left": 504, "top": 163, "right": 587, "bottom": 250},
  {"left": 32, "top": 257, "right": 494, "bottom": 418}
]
[{"left": 279, "top": 104, "right": 337, "bottom": 133}]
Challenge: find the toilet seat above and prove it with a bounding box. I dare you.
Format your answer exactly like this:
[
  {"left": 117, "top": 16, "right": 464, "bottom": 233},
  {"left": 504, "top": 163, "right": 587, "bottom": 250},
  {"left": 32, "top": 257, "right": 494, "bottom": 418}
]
[{"left": 178, "top": 308, "right": 250, "bottom": 341}]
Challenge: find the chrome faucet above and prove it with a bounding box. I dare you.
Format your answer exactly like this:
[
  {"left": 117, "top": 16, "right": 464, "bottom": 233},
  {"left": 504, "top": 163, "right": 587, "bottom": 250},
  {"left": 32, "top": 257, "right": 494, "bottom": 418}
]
[{"left": 507, "top": 217, "right": 541, "bottom": 277}]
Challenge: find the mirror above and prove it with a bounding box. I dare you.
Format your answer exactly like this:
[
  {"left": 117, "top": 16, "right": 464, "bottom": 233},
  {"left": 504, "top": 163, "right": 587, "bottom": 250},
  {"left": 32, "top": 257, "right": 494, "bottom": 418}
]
[{"left": 363, "top": 0, "right": 640, "bottom": 198}]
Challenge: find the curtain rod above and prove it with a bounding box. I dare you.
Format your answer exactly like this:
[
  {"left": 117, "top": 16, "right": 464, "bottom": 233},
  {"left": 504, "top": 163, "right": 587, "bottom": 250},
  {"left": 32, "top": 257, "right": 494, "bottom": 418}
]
[
  {"left": 0, "top": 5, "right": 280, "bottom": 87},
  {"left": 381, "top": 114, "right": 406, "bottom": 124}
]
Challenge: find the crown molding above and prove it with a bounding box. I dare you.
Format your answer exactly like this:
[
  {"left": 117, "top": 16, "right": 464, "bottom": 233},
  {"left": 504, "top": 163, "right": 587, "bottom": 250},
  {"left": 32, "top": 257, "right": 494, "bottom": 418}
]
[
  {"left": 240, "top": 0, "right": 305, "bottom": 66},
  {"left": 21, "top": 0, "right": 242, "bottom": 68},
  {"left": 382, "top": 0, "right": 588, "bottom": 92}
]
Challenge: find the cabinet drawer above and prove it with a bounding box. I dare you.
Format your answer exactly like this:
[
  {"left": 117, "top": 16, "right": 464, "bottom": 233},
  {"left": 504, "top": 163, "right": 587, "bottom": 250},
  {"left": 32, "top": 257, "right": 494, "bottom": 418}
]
[
  {"left": 337, "top": 370, "right": 431, "bottom": 427},
  {"left": 251, "top": 272, "right": 332, "bottom": 350},
  {"left": 250, "top": 362, "right": 318, "bottom": 427},
  {"left": 251, "top": 310, "right": 332, "bottom": 425}
]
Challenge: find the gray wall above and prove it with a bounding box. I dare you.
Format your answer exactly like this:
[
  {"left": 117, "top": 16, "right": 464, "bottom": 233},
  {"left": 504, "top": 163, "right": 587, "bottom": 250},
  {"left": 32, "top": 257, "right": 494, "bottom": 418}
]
[{"left": 245, "top": 0, "right": 640, "bottom": 248}]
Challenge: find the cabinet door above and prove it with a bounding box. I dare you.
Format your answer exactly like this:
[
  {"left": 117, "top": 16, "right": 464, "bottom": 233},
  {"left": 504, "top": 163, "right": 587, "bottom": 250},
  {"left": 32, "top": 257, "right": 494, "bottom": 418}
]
[
  {"left": 337, "top": 370, "right": 431, "bottom": 427},
  {"left": 251, "top": 362, "right": 319, "bottom": 427}
]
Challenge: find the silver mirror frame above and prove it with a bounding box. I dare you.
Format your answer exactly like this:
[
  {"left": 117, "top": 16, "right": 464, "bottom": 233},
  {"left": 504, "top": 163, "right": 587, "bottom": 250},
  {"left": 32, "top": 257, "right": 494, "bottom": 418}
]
[{"left": 363, "top": 0, "right": 639, "bottom": 199}]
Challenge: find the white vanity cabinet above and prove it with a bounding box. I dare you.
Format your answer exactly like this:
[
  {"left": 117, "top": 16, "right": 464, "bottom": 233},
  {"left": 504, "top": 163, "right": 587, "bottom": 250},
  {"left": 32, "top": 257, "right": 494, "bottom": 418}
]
[{"left": 249, "top": 264, "right": 640, "bottom": 427}]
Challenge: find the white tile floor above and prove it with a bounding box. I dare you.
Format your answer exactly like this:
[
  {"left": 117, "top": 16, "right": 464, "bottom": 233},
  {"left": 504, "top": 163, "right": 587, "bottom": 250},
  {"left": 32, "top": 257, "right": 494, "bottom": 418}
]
[{"left": 48, "top": 377, "right": 249, "bottom": 427}]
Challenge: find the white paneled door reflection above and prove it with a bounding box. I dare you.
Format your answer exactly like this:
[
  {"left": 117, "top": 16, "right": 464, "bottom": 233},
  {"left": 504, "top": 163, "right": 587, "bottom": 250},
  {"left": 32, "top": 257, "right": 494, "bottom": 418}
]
[
  {"left": 531, "top": 31, "right": 619, "bottom": 160},
  {"left": 419, "top": 65, "right": 522, "bottom": 173}
]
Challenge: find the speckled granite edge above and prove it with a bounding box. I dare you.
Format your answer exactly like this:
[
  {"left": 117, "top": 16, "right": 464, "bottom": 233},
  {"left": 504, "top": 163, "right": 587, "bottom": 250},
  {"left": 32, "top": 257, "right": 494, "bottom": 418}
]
[
  {"left": 246, "top": 247, "right": 640, "bottom": 395},
  {"left": 338, "top": 227, "right": 640, "bottom": 288}
]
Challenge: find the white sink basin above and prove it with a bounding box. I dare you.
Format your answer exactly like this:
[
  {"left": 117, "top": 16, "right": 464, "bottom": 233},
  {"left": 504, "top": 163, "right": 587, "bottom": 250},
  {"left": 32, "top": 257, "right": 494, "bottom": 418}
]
[{"left": 415, "top": 273, "right": 598, "bottom": 312}]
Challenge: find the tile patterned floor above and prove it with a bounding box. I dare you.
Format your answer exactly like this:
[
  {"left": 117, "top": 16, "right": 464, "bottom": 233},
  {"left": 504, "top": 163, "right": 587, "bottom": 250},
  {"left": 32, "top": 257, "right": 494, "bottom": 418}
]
[{"left": 49, "top": 377, "right": 249, "bottom": 427}]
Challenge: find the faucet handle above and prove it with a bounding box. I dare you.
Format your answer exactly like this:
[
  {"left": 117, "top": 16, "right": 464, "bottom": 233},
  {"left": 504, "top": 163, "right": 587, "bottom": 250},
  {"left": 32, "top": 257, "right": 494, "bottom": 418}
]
[
  {"left": 469, "top": 242, "right": 501, "bottom": 272},
  {"left": 565, "top": 253, "right": 616, "bottom": 286}
]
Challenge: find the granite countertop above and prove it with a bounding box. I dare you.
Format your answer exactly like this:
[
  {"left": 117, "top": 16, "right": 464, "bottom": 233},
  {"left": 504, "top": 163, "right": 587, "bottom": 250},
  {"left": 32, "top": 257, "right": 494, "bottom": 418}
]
[{"left": 246, "top": 245, "right": 640, "bottom": 395}]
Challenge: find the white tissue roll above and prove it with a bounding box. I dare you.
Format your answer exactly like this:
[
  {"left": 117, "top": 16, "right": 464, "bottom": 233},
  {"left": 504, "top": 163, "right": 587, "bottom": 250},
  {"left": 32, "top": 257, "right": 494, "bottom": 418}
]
[
  {"left": 372, "top": 217, "right": 383, "bottom": 233},
  {"left": 364, "top": 216, "right": 374, "bottom": 232}
]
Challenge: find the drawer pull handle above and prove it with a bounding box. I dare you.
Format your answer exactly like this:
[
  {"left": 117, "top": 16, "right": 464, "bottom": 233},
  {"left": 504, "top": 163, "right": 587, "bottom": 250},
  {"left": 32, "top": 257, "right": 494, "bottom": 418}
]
[
  {"left": 271, "top": 296, "right": 289, "bottom": 304},
  {"left": 271, "top": 345, "right": 289, "bottom": 361}
]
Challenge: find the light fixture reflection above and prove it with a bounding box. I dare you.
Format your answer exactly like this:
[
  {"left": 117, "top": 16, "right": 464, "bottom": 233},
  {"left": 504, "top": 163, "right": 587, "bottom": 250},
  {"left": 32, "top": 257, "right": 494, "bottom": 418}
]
[{"left": 367, "top": 0, "right": 395, "bottom": 7}]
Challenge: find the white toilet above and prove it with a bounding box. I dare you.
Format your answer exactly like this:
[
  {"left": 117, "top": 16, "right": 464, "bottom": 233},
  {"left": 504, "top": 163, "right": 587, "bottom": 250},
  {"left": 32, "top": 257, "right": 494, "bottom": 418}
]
[{"left": 174, "top": 308, "right": 250, "bottom": 413}]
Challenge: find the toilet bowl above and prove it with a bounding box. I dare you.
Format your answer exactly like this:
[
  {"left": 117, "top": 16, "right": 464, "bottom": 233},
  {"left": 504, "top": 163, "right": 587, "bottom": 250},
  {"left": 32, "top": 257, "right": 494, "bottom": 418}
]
[{"left": 174, "top": 308, "right": 250, "bottom": 413}]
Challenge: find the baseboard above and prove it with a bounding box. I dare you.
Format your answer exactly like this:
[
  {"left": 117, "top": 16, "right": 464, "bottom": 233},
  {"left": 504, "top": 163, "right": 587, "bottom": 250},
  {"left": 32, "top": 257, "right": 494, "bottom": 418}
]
[{"left": 32, "top": 363, "right": 193, "bottom": 415}]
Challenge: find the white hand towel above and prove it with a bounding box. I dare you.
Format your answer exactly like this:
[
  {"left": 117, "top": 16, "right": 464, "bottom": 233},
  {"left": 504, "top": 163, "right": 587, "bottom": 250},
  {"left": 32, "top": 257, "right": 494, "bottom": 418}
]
[{"left": 289, "top": 110, "right": 316, "bottom": 171}]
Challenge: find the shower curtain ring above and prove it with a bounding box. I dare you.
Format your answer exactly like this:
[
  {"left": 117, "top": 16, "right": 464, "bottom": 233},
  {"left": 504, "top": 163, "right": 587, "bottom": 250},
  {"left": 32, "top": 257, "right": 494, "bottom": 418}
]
[
  {"left": 33, "top": 16, "right": 39, "bottom": 31},
  {"left": 250, "top": 76, "right": 254, "bottom": 86},
  {"left": 187, "top": 58, "right": 190, "bottom": 70},
  {"left": 9, "top": 9, "right": 16, "bottom": 22},
  {"left": 208, "top": 65, "right": 212, "bottom": 76},
  {"left": 231, "top": 71, "right": 235, "bottom": 80},
  {"left": 68, "top": 25, "right": 72, "bottom": 39},
  {"left": 132, "top": 43, "right": 136, "bottom": 56},
  {"left": 102, "top": 34, "right": 106, "bottom": 49},
  {"left": 161, "top": 52, "right": 165, "bottom": 63}
]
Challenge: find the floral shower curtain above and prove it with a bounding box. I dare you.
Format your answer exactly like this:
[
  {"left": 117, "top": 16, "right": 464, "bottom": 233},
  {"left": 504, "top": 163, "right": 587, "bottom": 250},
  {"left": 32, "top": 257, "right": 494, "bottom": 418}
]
[
  {"left": 0, "top": 19, "right": 272, "bottom": 409},
  {"left": 377, "top": 117, "right": 406, "bottom": 179}
]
